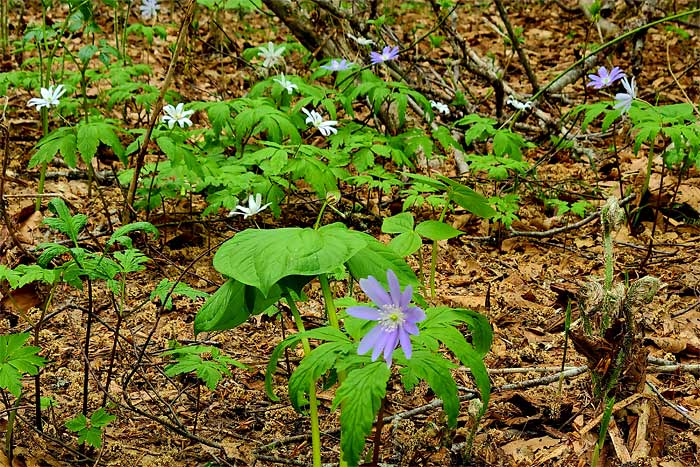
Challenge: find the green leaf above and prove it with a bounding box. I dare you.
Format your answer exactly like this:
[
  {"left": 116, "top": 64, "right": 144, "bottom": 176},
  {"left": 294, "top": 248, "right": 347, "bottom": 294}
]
[
  {"left": 381, "top": 212, "right": 414, "bottom": 234},
  {"left": 106, "top": 221, "right": 159, "bottom": 250},
  {"left": 150, "top": 279, "right": 208, "bottom": 311},
  {"left": 333, "top": 362, "right": 391, "bottom": 466},
  {"left": 288, "top": 341, "right": 351, "bottom": 411},
  {"left": 435, "top": 175, "right": 496, "bottom": 219},
  {"left": 0, "top": 333, "right": 45, "bottom": 397},
  {"left": 44, "top": 198, "right": 86, "bottom": 244},
  {"left": 65, "top": 413, "right": 88, "bottom": 432},
  {"left": 265, "top": 327, "right": 350, "bottom": 401},
  {"left": 194, "top": 279, "right": 279, "bottom": 334},
  {"left": 403, "top": 350, "right": 459, "bottom": 427},
  {"left": 90, "top": 407, "right": 116, "bottom": 428},
  {"left": 163, "top": 345, "right": 247, "bottom": 390},
  {"left": 213, "top": 224, "right": 366, "bottom": 296},
  {"left": 346, "top": 234, "right": 420, "bottom": 291},
  {"left": 388, "top": 231, "right": 422, "bottom": 257},
  {"left": 415, "top": 220, "right": 462, "bottom": 241}
]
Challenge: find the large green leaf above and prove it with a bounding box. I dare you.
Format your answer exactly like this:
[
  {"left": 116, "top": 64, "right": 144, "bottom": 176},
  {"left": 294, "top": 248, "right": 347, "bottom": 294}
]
[
  {"left": 213, "top": 223, "right": 366, "bottom": 296},
  {"left": 332, "top": 362, "right": 391, "bottom": 467},
  {"left": 194, "top": 279, "right": 281, "bottom": 334},
  {"left": 381, "top": 212, "right": 414, "bottom": 234},
  {"left": 345, "top": 234, "right": 419, "bottom": 289},
  {"left": 0, "top": 333, "right": 45, "bottom": 397},
  {"left": 389, "top": 231, "right": 422, "bottom": 257}
]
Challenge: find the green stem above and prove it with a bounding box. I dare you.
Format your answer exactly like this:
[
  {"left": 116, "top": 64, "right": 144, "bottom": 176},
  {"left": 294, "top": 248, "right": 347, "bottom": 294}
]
[
  {"left": 4, "top": 391, "right": 21, "bottom": 461},
  {"left": 318, "top": 274, "right": 339, "bottom": 329},
  {"left": 35, "top": 108, "right": 49, "bottom": 211},
  {"left": 318, "top": 273, "right": 347, "bottom": 467},
  {"left": 429, "top": 200, "right": 450, "bottom": 300},
  {"left": 284, "top": 292, "right": 321, "bottom": 467}
]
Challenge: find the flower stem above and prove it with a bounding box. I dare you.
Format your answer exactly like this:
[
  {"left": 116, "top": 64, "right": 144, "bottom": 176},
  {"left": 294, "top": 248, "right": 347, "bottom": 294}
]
[
  {"left": 429, "top": 200, "right": 450, "bottom": 300},
  {"left": 35, "top": 108, "right": 49, "bottom": 211},
  {"left": 284, "top": 292, "right": 322, "bottom": 467}
]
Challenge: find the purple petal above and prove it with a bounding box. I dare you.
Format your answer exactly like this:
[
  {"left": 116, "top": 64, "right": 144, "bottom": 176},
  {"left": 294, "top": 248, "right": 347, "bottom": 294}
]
[
  {"left": 386, "top": 270, "right": 402, "bottom": 305},
  {"left": 371, "top": 330, "right": 389, "bottom": 362},
  {"left": 382, "top": 332, "right": 399, "bottom": 367},
  {"left": 358, "top": 325, "right": 385, "bottom": 356},
  {"left": 346, "top": 306, "right": 380, "bottom": 320},
  {"left": 404, "top": 306, "right": 426, "bottom": 325},
  {"left": 399, "top": 285, "right": 413, "bottom": 309},
  {"left": 403, "top": 321, "right": 419, "bottom": 335},
  {"left": 359, "top": 275, "right": 392, "bottom": 306},
  {"left": 399, "top": 330, "right": 413, "bottom": 359}
]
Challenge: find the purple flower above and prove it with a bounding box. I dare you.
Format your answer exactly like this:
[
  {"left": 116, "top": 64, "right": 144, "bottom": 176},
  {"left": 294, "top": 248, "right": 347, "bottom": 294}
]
[
  {"left": 614, "top": 76, "right": 636, "bottom": 114},
  {"left": 346, "top": 270, "right": 425, "bottom": 367},
  {"left": 370, "top": 45, "right": 399, "bottom": 65},
  {"left": 321, "top": 59, "right": 353, "bottom": 72},
  {"left": 587, "top": 66, "right": 625, "bottom": 89}
]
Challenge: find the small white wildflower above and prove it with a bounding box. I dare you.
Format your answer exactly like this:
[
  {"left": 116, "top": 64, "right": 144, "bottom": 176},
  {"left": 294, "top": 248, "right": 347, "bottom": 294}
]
[
  {"left": 258, "top": 42, "right": 286, "bottom": 69},
  {"left": 429, "top": 100, "right": 450, "bottom": 115},
  {"left": 614, "top": 76, "right": 636, "bottom": 114},
  {"left": 161, "top": 103, "right": 194, "bottom": 129},
  {"left": 347, "top": 33, "right": 375, "bottom": 46},
  {"left": 228, "top": 194, "right": 271, "bottom": 219},
  {"left": 140, "top": 0, "right": 160, "bottom": 20},
  {"left": 506, "top": 95, "right": 533, "bottom": 111},
  {"left": 302, "top": 108, "right": 338, "bottom": 137},
  {"left": 273, "top": 74, "right": 298, "bottom": 94},
  {"left": 27, "top": 84, "right": 66, "bottom": 111}
]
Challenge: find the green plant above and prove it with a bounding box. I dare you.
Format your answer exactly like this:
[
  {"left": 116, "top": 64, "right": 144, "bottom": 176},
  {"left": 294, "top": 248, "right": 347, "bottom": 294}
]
[
  {"left": 163, "top": 343, "right": 247, "bottom": 391},
  {"left": 65, "top": 407, "right": 116, "bottom": 449}
]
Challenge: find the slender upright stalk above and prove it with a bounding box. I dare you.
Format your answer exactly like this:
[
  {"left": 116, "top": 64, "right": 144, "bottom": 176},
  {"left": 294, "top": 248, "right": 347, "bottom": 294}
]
[
  {"left": 429, "top": 200, "right": 450, "bottom": 300},
  {"left": 318, "top": 274, "right": 339, "bottom": 329},
  {"left": 283, "top": 292, "right": 321, "bottom": 467}
]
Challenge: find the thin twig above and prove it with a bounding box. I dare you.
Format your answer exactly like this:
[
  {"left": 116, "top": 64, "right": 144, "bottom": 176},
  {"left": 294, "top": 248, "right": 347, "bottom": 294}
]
[
  {"left": 646, "top": 381, "right": 700, "bottom": 427},
  {"left": 493, "top": 0, "right": 539, "bottom": 93},
  {"left": 509, "top": 193, "right": 636, "bottom": 238}
]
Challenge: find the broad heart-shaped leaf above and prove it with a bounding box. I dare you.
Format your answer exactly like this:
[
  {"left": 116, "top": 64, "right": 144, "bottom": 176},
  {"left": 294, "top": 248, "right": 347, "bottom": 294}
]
[
  {"left": 265, "top": 327, "right": 350, "bottom": 401},
  {"left": 345, "top": 234, "right": 419, "bottom": 290},
  {"left": 0, "top": 333, "right": 45, "bottom": 397},
  {"left": 213, "top": 223, "right": 366, "bottom": 296},
  {"left": 415, "top": 220, "right": 462, "bottom": 241},
  {"left": 194, "top": 279, "right": 282, "bottom": 334},
  {"left": 389, "top": 231, "right": 422, "bottom": 257},
  {"left": 381, "top": 212, "right": 415, "bottom": 234},
  {"left": 332, "top": 362, "right": 391, "bottom": 467},
  {"left": 288, "top": 341, "right": 353, "bottom": 411},
  {"left": 402, "top": 350, "right": 459, "bottom": 427}
]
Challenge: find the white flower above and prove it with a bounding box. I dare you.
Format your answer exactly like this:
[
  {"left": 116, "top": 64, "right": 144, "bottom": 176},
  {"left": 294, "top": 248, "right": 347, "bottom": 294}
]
[
  {"left": 429, "top": 100, "right": 450, "bottom": 115},
  {"left": 302, "top": 108, "right": 338, "bottom": 137},
  {"left": 614, "top": 76, "right": 636, "bottom": 114},
  {"left": 27, "top": 84, "right": 66, "bottom": 111},
  {"left": 273, "top": 74, "right": 297, "bottom": 94},
  {"left": 140, "top": 0, "right": 160, "bottom": 20},
  {"left": 258, "top": 42, "right": 286, "bottom": 69},
  {"left": 347, "top": 33, "right": 375, "bottom": 46},
  {"left": 161, "top": 103, "right": 194, "bottom": 128},
  {"left": 506, "top": 95, "right": 533, "bottom": 111},
  {"left": 228, "top": 193, "right": 271, "bottom": 219}
]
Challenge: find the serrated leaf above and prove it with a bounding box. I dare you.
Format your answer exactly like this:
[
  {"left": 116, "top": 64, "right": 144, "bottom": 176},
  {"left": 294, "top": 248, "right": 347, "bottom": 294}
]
[
  {"left": 265, "top": 326, "right": 350, "bottom": 401},
  {"left": 333, "top": 362, "right": 391, "bottom": 467},
  {"left": 288, "top": 341, "right": 351, "bottom": 411},
  {"left": 90, "top": 407, "right": 116, "bottom": 428},
  {"left": 44, "top": 198, "right": 86, "bottom": 244},
  {"left": 0, "top": 333, "right": 45, "bottom": 397},
  {"left": 150, "top": 278, "right": 208, "bottom": 311},
  {"left": 404, "top": 350, "right": 459, "bottom": 427}
]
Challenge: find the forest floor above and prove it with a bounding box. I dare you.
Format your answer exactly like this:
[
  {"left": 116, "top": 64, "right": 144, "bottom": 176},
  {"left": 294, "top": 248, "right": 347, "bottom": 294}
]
[{"left": 1, "top": 1, "right": 700, "bottom": 466}]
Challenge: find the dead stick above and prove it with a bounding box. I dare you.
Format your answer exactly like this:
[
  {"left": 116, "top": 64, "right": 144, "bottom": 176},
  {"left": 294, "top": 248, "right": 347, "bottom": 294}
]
[{"left": 493, "top": 0, "right": 539, "bottom": 93}]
